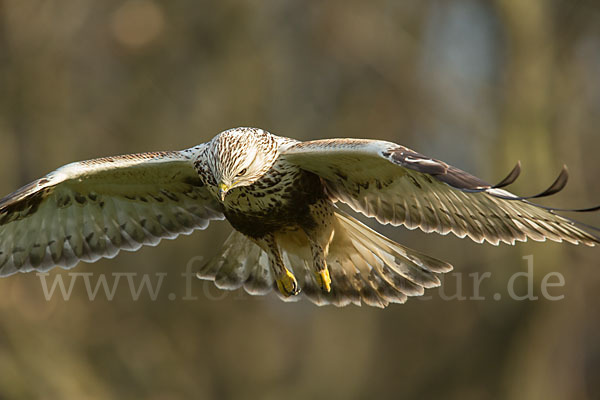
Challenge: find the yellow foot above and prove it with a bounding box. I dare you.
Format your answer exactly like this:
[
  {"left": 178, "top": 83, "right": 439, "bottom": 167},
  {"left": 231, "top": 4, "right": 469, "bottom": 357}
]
[
  {"left": 276, "top": 268, "right": 300, "bottom": 297},
  {"left": 316, "top": 268, "right": 332, "bottom": 293}
]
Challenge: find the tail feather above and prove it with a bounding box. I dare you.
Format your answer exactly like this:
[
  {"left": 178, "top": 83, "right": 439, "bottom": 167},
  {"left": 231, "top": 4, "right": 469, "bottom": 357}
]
[
  {"left": 196, "top": 230, "right": 273, "bottom": 295},
  {"left": 196, "top": 229, "right": 252, "bottom": 289},
  {"left": 196, "top": 210, "right": 453, "bottom": 308},
  {"left": 241, "top": 250, "right": 272, "bottom": 296}
]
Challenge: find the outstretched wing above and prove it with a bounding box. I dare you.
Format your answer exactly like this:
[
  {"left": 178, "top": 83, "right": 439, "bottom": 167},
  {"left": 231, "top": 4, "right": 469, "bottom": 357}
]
[
  {"left": 282, "top": 139, "right": 600, "bottom": 246},
  {"left": 0, "top": 147, "right": 224, "bottom": 276}
]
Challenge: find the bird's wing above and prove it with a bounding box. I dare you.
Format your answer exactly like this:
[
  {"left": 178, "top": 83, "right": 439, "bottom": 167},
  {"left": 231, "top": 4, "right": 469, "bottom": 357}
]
[
  {"left": 281, "top": 138, "right": 600, "bottom": 246},
  {"left": 0, "top": 147, "right": 224, "bottom": 276}
]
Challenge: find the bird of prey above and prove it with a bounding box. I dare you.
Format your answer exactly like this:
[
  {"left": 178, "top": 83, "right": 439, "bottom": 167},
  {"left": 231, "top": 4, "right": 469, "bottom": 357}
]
[{"left": 0, "top": 127, "right": 598, "bottom": 307}]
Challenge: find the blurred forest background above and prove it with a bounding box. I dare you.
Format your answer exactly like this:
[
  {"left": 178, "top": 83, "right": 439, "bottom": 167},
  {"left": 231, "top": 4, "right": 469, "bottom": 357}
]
[{"left": 0, "top": 0, "right": 599, "bottom": 399}]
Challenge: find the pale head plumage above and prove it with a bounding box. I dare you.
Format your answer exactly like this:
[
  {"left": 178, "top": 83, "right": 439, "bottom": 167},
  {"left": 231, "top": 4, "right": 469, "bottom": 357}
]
[{"left": 207, "top": 127, "right": 279, "bottom": 199}]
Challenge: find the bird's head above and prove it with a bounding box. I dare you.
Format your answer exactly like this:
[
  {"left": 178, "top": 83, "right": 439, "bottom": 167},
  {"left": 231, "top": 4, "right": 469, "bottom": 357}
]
[{"left": 208, "top": 127, "right": 278, "bottom": 201}]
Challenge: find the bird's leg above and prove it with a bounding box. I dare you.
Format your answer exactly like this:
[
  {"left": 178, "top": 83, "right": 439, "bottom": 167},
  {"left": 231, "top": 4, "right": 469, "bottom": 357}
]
[
  {"left": 304, "top": 200, "right": 335, "bottom": 293},
  {"left": 308, "top": 237, "right": 331, "bottom": 293},
  {"left": 257, "top": 234, "right": 299, "bottom": 297}
]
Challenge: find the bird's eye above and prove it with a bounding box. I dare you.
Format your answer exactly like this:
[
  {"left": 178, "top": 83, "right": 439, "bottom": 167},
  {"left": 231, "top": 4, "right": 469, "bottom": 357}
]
[{"left": 237, "top": 168, "right": 247, "bottom": 177}]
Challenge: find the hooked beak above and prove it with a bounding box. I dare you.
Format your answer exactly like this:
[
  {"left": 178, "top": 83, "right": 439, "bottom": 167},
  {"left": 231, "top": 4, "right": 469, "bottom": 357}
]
[{"left": 218, "top": 182, "right": 229, "bottom": 201}]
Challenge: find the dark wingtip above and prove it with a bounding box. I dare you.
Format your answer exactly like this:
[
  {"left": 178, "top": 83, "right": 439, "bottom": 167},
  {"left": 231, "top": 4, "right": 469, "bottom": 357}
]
[
  {"left": 493, "top": 161, "right": 521, "bottom": 189},
  {"left": 491, "top": 164, "right": 569, "bottom": 201},
  {"left": 528, "top": 164, "right": 569, "bottom": 199},
  {"left": 567, "top": 204, "right": 600, "bottom": 213},
  {"left": 486, "top": 164, "right": 600, "bottom": 213}
]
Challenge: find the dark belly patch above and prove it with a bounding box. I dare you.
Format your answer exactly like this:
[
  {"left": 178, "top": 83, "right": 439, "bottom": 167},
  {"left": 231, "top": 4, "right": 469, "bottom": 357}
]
[{"left": 224, "top": 169, "right": 328, "bottom": 238}]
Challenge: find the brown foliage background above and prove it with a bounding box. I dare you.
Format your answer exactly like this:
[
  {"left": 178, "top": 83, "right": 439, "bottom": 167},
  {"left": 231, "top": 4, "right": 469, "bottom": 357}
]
[{"left": 0, "top": 1, "right": 599, "bottom": 399}]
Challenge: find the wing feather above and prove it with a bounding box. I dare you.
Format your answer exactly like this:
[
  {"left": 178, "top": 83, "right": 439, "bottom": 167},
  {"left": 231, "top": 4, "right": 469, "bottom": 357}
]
[
  {"left": 282, "top": 139, "right": 599, "bottom": 246},
  {"left": 0, "top": 147, "right": 224, "bottom": 276}
]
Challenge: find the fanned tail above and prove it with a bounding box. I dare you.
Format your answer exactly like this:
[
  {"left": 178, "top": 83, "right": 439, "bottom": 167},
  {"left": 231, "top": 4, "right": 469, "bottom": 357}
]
[
  {"left": 292, "top": 211, "right": 453, "bottom": 308},
  {"left": 196, "top": 211, "right": 453, "bottom": 308}
]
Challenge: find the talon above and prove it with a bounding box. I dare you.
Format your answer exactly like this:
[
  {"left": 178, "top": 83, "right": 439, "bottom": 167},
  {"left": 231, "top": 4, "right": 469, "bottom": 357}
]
[
  {"left": 316, "top": 268, "right": 332, "bottom": 293},
  {"left": 276, "top": 268, "right": 300, "bottom": 297}
]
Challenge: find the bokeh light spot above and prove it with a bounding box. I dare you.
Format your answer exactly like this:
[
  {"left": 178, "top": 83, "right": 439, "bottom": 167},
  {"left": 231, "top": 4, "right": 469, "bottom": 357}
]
[{"left": 110, "top": 0, "right": 165, "bottom": 49}]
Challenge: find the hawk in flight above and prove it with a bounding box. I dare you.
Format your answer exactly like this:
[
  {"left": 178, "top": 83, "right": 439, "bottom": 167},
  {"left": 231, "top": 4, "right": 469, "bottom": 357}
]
[{"left": 1, "top": 128, "right": 598, "bottom": 307}]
